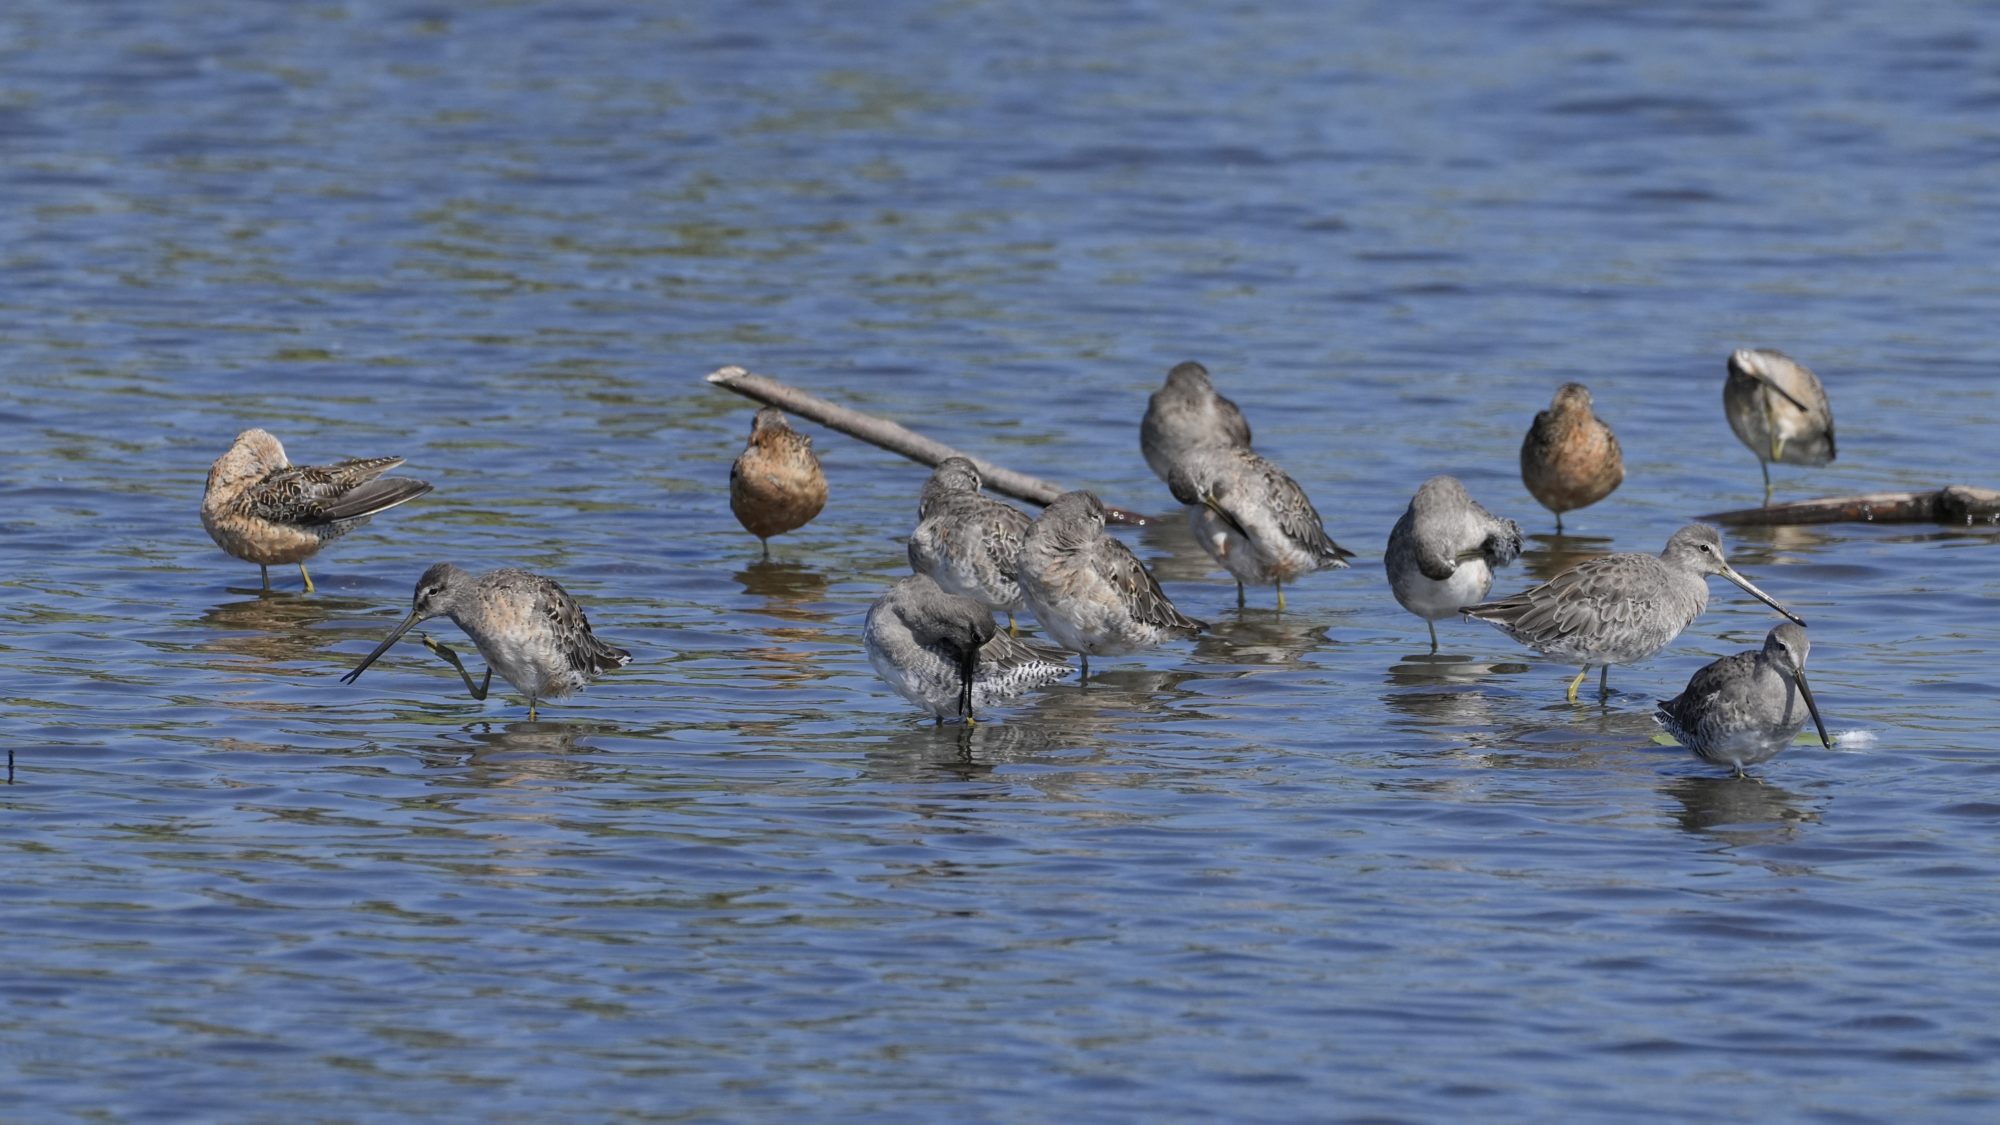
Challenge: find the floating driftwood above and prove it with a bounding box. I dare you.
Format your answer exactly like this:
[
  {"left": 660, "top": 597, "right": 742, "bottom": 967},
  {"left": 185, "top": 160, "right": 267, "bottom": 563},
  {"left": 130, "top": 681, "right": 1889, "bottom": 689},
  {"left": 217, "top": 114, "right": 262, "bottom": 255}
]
[
  {"left": 1700, "top": 486, "right": 2000, "bottom": 527},
  {"left": 705, "top": 365, "right": 1154, "bottom": 525}
]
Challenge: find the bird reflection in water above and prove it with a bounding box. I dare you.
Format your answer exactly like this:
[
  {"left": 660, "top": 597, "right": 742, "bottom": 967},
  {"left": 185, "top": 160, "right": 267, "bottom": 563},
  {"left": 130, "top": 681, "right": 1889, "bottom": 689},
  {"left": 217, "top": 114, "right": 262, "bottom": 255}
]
[
  {"left": 1662, "top": 773, "right": 1819, "bottom": 843},
  {"left": 865, "top": 719, "right": 1069, "bottom": 784},
  {"left": 199, "top": 591, "right": 370, "bottom": 670},
  {"left": 1519, "top": 531, "right": 1614, "bottom": 583},
  {"left": 734, "top": 559, "right": 835, "bottom": 677},
  {"left": 417, "top": 720, "right": 620, "bottom": 786}
]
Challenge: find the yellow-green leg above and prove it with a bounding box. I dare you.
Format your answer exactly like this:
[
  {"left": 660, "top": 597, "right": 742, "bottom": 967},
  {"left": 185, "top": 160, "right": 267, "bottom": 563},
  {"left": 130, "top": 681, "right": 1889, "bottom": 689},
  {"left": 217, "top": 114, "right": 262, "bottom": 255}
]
[
  {"left": 1008, "top": 612, "right": 1017, "bottom": 637},
  {"left": 1274, "top": 581, "right": 1285, "bottom": 612},
  {"left": 298, "top": 562, "right": 315, "bottom": 593},
  {"left": 1566, "top": 666, "right": 1589, "bottom": 703},
  {"left": 528, "top": 703, "right": 538, "bottom": 720}
]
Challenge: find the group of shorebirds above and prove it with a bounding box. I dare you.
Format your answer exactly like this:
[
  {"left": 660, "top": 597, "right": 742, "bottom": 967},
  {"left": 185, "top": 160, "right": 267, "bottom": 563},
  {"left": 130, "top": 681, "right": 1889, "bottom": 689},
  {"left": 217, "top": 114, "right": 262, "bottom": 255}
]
[{"left": 198, "top": 348, "right": 1838, "bottom": 775}]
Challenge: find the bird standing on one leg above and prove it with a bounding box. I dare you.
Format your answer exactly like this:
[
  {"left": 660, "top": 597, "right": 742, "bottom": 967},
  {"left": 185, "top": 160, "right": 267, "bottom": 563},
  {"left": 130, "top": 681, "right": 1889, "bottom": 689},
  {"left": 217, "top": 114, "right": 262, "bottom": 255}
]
[
  {"left": 864, "top": 574, "right": 1070, "bottom": 723},
  {"left": 1384, "top": 476, "right": 1522, "bottom": 653},
  {"left": 1520, "top": 383, "right": 1623, "bottom": 534},
  {"left": 906, "top": 457, "right": 1033, "bottom": 635},
  {"left": 341, "top": 563, "right": 630, "bottom": 719},
  {"left": 729, "top": 407, "right": 827, "bottom": 557},
  {"left": 1723, "top": 348, "right": 1836, "bottom": 507},
  {"left": 201, "top": 428, "right": 432, "bottom": 592}
]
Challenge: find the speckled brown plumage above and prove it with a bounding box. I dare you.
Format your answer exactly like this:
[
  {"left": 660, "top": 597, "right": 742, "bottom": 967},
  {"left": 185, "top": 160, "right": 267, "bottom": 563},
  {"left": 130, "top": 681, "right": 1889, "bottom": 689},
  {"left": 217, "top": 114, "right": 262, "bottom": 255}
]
[
  {"left": 200, "top": 428, "right": 432, "bottom": 591},
  {"left": 1520, "top": 383, "right": 1623, "bottom": 532},
  {"left": 729, "top": 407, "right": 827, "bottom": 554}
]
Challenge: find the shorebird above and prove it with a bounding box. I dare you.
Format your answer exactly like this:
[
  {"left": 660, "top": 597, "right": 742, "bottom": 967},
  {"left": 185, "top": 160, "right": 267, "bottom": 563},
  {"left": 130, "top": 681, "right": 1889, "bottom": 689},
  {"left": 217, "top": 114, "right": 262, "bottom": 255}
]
[
  {"left": 1520, "top": 383, "right": 1623, "bottom": 533},
  {"left": 729, "top": 407, "right": 827, "bottom": 556},
  {"left": 1140, "top": 360, "right": 1253, "bottom": 483},
  {"left": 906, "top": 457, "right": 1033, "bottom": 633},
  {"left": 1020, "top": 490, "right": 1204, "bottom": 680},
  {"left": 1166, "top": 444, "right": 1353, "bottom": 609},
  {"left": 340, "top": 563, "right": 630, "bottom": 719},
  {"left": 1724, "top": 348, "right": 1836, "bottom": 506},
  {"left": 1657, "top": 622, "right": 1831, "bottom": 776},
  {"left": 1384, "top": 475, "right": 1522, "bottom": 652},
  {"left": 864, "top": 573, "right": 1071, "bottom": 723},
  {"left": 201, "top": 428, "right": 432, "bottom": 592},
  {"left": 1464, "top": 524, "right": 1804, "bottom": 703}
]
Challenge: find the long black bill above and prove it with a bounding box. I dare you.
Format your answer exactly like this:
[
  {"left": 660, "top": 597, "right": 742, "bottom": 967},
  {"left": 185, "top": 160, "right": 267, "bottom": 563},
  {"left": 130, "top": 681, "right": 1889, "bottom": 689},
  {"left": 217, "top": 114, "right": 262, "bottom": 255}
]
[
  {"left": 1793, "top": 668, "right": 1831, "bottom": 750},
  {"left": 1719, "top": 564, "right": 1806, "bottom": 627},
  {"left": 340, "top": 612, "right": 423, "bottom": 685},
  {"left": 1747, "top": 370, "right": 1811, "bottom": 412}
]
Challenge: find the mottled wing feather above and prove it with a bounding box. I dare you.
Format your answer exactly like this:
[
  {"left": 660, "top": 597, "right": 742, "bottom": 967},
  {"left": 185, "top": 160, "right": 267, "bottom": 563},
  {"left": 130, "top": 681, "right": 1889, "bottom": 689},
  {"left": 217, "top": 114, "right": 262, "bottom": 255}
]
[
  {"left": 1469, "top": 554, "right": 1649, "bottom": 646},
  {"left": 979, "top": 628, "right": 1070, "bottom": 673},
  {"left": 1659, "top": 652, "right": 1758, "bottom": 734},
  {"left": 1246, "top": 452, "right": 1352, "bottom": 563},
  {"left": 979, "top": 500, "right": 1032, "bottom": 579},
  {"left": 244, "top": 457, "right": 429, "bottom": 525},
  {"left": 1092, "top": 538, "right": 1202, "bottom": 634},
  {"left": 534, "top": 575, "right": 632, "bottom": 676}
]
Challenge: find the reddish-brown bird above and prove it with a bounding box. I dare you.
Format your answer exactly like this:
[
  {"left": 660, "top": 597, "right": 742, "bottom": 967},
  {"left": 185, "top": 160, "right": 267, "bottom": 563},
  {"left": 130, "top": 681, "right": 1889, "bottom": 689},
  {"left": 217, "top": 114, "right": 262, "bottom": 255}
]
[
  {"left": 729, "top": 408, "right": 827, "bottom": 556},
  {"left": 1519, "top": 383, "right": 1623, "bottom": 533}
]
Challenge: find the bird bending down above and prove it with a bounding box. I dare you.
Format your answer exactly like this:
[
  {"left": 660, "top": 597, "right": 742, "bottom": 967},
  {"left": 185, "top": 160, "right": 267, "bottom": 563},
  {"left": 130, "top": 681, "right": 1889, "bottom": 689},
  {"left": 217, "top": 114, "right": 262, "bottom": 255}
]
[
  {"left": 201, "top": 428, "right": 432, "bottom": 592},
  {"left": 1384, "top": 475, "right": 1522, "bottom": 652},
  {"left": 1463, "top": 524, "right": 1803, "bottom": 702},
  {"left": 1020, "top": 490, "right": 1204, "bottom": 681},
  {"left": 1723, "top": 348, "right": 1836, "bottom": 506},
  {"left": 906, "top": 457, "right": 1033, "bottom": 634},
  {"left": 1657, "top": 622, "right": 1831, "bottom": 777},
  {"left": 729, "top": 407, "right": 827, "bottom": 556},
  {"left": 864, "top": 573, "right": 1071, "bottom": 723},
  {"left": 1519, "top": 383, "right": 1623, "bottom": 533},
  {"left": 341, "top": 563, "right": 630, "bottom": 719},
  {"left": 1140, "top": 360, "right": 1253, "bottom": 484},
  {"left": 1166, "top": 444, "right": 1352, "bottom": 610}
]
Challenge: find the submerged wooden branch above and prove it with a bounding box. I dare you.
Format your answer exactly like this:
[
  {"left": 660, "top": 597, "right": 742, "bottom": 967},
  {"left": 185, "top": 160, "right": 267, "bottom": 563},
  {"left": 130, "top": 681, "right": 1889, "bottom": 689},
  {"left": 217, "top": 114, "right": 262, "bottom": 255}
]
[
  {"left": 705, "top": 365, "right": 1154, "bottom": 525},
  {"left": 1700, "top": 486, "right": 2000, "bottom": 526}
]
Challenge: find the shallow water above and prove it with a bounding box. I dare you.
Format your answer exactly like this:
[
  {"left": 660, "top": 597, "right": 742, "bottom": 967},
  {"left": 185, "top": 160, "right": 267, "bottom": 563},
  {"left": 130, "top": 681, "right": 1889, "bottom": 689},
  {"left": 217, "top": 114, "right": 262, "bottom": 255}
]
[{"left": 5, "top": 1, "right": 2000, "bottom": 1119}]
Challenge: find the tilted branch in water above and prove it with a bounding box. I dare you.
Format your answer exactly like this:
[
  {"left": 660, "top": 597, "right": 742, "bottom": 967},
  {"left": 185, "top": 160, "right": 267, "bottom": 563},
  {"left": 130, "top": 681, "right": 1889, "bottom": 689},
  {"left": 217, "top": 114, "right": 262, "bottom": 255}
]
[
  {"left": 705, "top": 365, "right": 1155, "bottom": 525},
  {"left": 1700, "top": 486, "right": 2000, "bottom": 526}
]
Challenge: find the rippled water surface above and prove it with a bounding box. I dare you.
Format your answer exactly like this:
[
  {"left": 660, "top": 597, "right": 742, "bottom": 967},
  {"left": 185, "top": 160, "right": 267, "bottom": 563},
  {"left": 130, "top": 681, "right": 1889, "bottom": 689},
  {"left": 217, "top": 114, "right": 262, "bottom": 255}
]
[{"left": 5, "top": 1, "right": 2000, "bottom": 1119}]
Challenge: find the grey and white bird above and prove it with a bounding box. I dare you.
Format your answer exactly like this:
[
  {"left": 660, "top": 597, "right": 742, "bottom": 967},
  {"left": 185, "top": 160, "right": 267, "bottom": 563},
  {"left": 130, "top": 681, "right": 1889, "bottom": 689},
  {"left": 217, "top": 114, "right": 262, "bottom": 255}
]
[
  {"left": 906, "top": 457, "right": 1033, "bottom": 633},
  {"left": 1140, "top": 360, "right": 1253, "bottom": 483},
  {"left": 1657, "top": 623, "right": 1831, "bottom": 776},
  {"left": 1384, "top": 475, "right": 1522, "bottom": 652},
  {"left": 1463, "top": 524, "right": 1804, "bottom": 703},
  {"left": 1724, "top": 348, "right": 1836, "bottom": 506},
  {"left": 341, "top": 563, "right": 631, "bottom": 719},
  {"left": 1020, "top": 490, "right": 1204, "bottom": 680},
  {"left": 1166, "top": 444, "right": 1353, "bottom": 610},
  {"left": 864, "top": 573, "right": 1071, "bottom": 723}
]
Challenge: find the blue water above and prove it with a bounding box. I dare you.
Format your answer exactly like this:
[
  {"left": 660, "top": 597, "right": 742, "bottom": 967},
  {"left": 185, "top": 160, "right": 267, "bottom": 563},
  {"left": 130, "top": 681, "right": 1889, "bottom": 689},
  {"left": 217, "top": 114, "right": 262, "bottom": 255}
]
[{"left": 4, "top": 1, "right": 1999, "bottom": 1119}]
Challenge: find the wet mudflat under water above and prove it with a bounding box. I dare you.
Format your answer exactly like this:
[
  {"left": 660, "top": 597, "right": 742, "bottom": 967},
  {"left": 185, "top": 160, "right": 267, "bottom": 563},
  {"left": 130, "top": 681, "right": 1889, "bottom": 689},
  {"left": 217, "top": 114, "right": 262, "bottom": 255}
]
[{"left": 3, "top": 1, "right": 2000, "bottom": 1119}]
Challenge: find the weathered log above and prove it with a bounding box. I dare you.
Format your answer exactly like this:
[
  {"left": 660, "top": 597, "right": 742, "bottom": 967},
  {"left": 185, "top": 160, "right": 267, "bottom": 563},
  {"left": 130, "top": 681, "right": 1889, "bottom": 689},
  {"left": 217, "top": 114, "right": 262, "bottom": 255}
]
[
  {"left": 1700, "top": 486, "right": 2000, "bottom": 526},
  {"left": 705, "top": 365, "right": 1156, "bottom": 525}
]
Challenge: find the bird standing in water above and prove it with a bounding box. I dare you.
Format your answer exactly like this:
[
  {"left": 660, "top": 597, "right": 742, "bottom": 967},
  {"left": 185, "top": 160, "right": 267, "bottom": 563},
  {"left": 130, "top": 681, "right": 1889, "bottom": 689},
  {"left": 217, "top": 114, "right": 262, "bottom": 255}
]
[
  {"left": 1723, "top": 348, "right": 1836, "bottom": 506},
  {"left": 730, "top": 407, "right": 827, "bottom": 556},
  {"left": 1167, "top": 444, "right": 1352, "bottom": 610},
  {"left": 201, "top": 428, "right": 432, "bottom": 593},
  {"left": 1520, "top": 383, "right": 1623, "bottom": 533},
  {"left": 1384, "top": 475, "right": 1522, "bottom": 653},
  {"left": 1140, "top": 360, "right": 1254, "bottom": 484},
  {"left": 341, "top": 563, "right": 630, "bottom": 719},
  {"left": 864, "top": 573, "right": 1070, "bottom": 723},
  {"left": 1657, "top": 622, "right": 1831, "bottom": 777},
  {"left": 1019, "top": 490, "right": 1204, "bottom": 681},
  {"left": 906, "top": 457, "right": 1033, "bottom": 634},
  {"left": 1464, "top": 524, "right": 1804, "bottom": 703}
]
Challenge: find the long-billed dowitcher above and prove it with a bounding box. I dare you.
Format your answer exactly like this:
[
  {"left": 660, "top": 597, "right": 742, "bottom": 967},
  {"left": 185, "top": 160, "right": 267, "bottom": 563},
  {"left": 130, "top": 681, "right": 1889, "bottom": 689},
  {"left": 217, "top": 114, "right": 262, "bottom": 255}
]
[
  {"left": 864, "top": 573, "right": 1071, "bottom": 723},
  {"left": 340, "top": 563, "right": 630, "bottom": 719},
  {"left": 1140, "top": 360, "right": 1253, "bottom": 483},
  {"left": 1020, "top": 490, "right": 1204, "bottom": 680},
  {"left": 1464, "top": 524, "right": 1804, "bottom": 702},
  {"left": 906, "top": 457, "right": 1033, "bottom": 633},
  {"left": 1724, "top": 348, "right": 1836, "bottom": 506},
  {"left": 1657, "top": 622, "right": 1831, "bottom": 776},
  {"left": 1520, "top": 383, "right": 1623, "bottom": 533},
  {"left": 201, "top": 428, "right": 432, "bottom": 592},
  {"left": 1384, "top": 475, "right": 1522, "bottom": 652},
  {"left": 1165, "top": 444, "right": 1353, "bottom": 610},
  {"left": 729, "top": 407, "right": 827, "bottom": 556}
]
